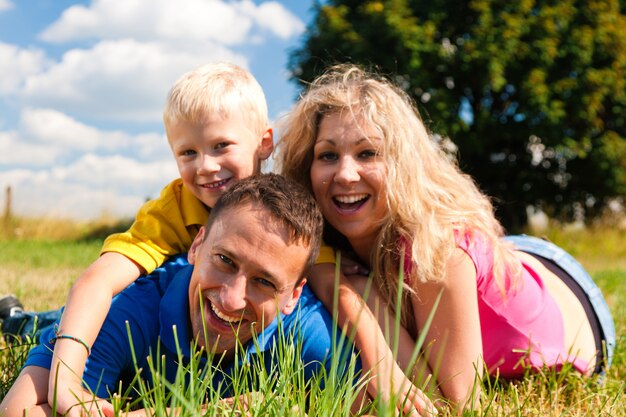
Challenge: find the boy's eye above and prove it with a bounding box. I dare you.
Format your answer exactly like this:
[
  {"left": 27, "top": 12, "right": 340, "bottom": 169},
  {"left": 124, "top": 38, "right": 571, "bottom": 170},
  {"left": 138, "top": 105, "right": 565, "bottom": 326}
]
[
  {"left": 214, "top": 142, "right": 229, "bottom": 150},
  {"left": 181, "top": 149, "right": 196, "bottom": 157}
]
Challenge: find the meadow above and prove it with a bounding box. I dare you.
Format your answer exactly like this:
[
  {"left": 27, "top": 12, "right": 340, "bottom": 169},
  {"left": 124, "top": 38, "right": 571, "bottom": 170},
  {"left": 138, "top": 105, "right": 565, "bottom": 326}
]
[{"left": 0, "top": 217, "right": 624, "bottom": 416}]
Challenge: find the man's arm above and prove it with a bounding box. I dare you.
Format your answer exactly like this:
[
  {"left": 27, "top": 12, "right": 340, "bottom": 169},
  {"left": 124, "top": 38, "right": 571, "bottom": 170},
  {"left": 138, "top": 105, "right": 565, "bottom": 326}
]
[
  {"left": 0, "top": 366, "right": 114, "bottom": 417},
  {"left": 48, "top": 252, "right": 143, "bottom": 416}
]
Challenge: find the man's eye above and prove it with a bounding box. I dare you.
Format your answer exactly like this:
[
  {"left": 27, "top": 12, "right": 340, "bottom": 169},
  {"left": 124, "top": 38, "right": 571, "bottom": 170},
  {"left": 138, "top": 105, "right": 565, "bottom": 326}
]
[
  {"left": 255, "top": 277, "right": 276, "bottom": 290},
  {"left": 218, "top": 254, "right": 234, "bottom": 266}
]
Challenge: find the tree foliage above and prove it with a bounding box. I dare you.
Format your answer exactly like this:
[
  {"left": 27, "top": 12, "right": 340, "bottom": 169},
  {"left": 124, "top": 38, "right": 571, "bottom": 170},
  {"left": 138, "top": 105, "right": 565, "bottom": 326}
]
[{"left": 290, "top": 0, "right": 626, "bottom": 229}]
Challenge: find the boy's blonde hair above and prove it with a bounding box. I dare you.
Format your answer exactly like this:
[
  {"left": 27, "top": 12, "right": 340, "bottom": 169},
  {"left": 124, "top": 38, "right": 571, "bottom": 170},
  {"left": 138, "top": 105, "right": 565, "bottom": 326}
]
[
  {"left": 278, "top": 64, "right": 519, "bottom": 325},
  {"left": 163, "top": 62, "right": 269, "bottom": 136}
]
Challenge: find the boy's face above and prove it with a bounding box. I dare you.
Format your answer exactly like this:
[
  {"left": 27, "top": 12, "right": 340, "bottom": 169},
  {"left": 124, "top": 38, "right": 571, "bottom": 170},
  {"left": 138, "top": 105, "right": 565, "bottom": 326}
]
[
  {"left": 167, "top": 114, "right": 273, "bottom": 208},
  {"left": 187, "top": 203, "right": 308, "bottom": 360}
]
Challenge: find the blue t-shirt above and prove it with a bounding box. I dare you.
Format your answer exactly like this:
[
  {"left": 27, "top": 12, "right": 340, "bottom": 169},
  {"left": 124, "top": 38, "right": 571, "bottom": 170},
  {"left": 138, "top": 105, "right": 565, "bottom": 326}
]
[{"left": 26, "top": 255, "right": 359, "bottom": 398}]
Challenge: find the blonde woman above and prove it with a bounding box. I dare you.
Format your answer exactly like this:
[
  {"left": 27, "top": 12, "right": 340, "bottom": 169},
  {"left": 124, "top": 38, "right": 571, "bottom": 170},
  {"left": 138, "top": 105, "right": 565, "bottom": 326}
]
[{"left": 277, "top": 64, "right": 615, "bottom": 410}]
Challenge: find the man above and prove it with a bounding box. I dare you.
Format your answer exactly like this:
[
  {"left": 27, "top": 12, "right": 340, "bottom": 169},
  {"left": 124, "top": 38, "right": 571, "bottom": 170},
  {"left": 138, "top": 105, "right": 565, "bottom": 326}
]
[{"left": 0, "top": 174, "right": 355, "bottom": 416}]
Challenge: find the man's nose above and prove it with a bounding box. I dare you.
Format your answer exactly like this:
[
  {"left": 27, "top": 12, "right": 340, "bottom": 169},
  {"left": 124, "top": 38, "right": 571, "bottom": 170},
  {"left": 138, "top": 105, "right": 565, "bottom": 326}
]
[{"left": 219, "top": 275, "right": 247, "bottom": 313}]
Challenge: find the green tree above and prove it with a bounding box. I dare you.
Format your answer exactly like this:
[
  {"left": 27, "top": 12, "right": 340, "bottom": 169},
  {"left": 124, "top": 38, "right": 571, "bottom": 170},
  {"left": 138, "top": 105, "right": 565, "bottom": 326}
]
[{"left": 290, "top": 0, "right": 626, "bottom": 230}]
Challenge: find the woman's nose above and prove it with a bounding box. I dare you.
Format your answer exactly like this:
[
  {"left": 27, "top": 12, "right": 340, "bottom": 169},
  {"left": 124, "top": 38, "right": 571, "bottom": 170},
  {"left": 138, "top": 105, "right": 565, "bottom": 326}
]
[{"left": 334, "top": 157, "right": 360, "bottom": 185}]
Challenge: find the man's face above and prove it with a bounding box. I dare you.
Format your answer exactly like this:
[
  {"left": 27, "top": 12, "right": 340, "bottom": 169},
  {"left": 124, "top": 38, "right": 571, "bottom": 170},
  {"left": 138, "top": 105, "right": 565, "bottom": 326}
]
[{"left": 187, "top": 203, "right": 308, "bottom": 359}]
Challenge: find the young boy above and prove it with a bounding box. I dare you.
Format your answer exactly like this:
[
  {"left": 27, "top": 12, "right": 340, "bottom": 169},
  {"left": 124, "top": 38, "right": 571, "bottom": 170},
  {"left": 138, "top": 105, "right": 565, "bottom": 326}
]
[{"left": 46, "top": 62, "right": 276, "bottom": 415}]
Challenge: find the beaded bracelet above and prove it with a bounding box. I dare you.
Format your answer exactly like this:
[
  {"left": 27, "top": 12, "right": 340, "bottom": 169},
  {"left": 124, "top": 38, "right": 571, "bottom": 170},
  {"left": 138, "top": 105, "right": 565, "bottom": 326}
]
[{"left": 49, "top": 324, "right": 91, "bottom": 356}]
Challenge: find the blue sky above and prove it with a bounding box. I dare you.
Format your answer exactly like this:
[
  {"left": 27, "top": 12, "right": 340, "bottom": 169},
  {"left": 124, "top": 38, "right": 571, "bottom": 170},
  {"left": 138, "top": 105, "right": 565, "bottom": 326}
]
[{"left": 0, "top": 0, "right": 315, "bottom": 219}]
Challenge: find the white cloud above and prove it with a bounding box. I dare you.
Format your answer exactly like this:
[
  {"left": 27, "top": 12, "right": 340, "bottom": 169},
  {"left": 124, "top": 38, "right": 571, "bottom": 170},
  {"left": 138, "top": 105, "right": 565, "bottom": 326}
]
[
  {"left": 0, "top": 154, "right": 178, "bottom": 219},
  {"left": 20, "top": 108, "right": 104, "bottom": 151},
  {"left": 20, "top": 39, "right": 247, "bottom": 122},
  {"left": 0, "top": 42, "right": 50, "bottom": 94},
  {"left": 2, "top": 108, "right": 172, "bottom": 169},
  {"left": 0, "top": 173, "right": 146, "bottom": 220},
  {"left": 157, "top": 0, "right": 252, "bottom": 45},
  {"left": 40, "top": 0, "right": 303, "bottom": 45},
  {"left": 0, "top": 130, "right": 61, "bottom": 166},
  {"left": 18, "top": 108, "right": 171, "bottom": 158},
  {"left": 0, "top": 0, "right": 13, "bottom": 12},
  {"left": 134, "top": 132, "right": 173, "bottom": 161},
  {"left": 50, "top": 153, "right": 177, "bottom": 192},
  {"left": 246, "top": 1, "right": 305, "bottom": 39}
]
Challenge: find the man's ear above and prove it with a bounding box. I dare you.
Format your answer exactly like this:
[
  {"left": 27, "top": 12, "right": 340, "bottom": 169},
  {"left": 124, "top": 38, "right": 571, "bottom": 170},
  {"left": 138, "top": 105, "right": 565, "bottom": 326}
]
[
  {"left": 258, "top": 128, "right": 273, "bottom": 160},
  {"left": 187, "top": 226, "right": 206, "bottom": 266},
  {"left": 281, "top": 278, "right": 306, "bottom": 315}
]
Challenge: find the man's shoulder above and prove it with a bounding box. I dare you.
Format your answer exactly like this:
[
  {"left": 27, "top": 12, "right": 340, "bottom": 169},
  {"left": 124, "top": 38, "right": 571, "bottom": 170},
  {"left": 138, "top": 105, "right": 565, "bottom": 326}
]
[
  {"left": 131, "top": 254, "right": 191, "bottom": 291},
  {"left": 112, "top": 255, "right": 191, "bottom": 337}
]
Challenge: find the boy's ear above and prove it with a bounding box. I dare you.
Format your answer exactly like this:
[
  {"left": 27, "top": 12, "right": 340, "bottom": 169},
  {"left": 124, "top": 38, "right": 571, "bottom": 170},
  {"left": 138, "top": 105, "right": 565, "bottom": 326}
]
[
  {"left": 281, "top": 278, "right": 306, "bottom": 315},
  {"left": 188, "top": 227, "right": 206, "bottom": 266},
  {"left": 258, "top": 128, "right": 273, "bottom": 160}
]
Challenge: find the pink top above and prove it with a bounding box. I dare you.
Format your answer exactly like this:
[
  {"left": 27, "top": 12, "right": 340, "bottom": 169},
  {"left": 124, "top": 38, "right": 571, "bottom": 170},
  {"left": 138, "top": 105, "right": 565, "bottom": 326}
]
[{"left": 454, "top": 231, "right": 588, "bottom": 377}]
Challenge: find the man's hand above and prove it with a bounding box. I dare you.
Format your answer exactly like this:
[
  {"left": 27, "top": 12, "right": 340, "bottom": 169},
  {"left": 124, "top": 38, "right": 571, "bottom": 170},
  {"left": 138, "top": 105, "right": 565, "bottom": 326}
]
[
  {"left": 65, "top": 399, "right": 115, "bottom": 417},
  {"left": 48, "top": 371, "right": 113, "bottom": 417}
]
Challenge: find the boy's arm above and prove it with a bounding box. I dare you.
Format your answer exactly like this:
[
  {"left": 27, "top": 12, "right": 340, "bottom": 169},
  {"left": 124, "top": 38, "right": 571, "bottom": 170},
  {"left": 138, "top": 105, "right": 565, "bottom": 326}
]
[
  {"left": 307, "top": 263, "right": 437, "bottom": 416},
  {"left": 101, "top": 179, "right": 206, "bottom": 274},
  {"left": 47, "top": 252, "right": 142, "bottom": 416}
]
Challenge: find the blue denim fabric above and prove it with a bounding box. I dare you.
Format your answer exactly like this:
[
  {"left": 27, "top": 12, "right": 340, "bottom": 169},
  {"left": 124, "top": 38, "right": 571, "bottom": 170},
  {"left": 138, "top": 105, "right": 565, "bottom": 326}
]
[
  {"left": 1, "top": 309, "right": 61, "bottom": 343},
  {"left": 504, "top": 234, "right": 616, "bottom": 369}
]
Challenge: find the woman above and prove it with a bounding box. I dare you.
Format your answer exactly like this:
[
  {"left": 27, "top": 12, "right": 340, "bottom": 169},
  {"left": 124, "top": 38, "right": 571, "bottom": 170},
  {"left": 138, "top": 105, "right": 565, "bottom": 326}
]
[{"left": 277, "top": 64, "right": 615, "bottom": 409}]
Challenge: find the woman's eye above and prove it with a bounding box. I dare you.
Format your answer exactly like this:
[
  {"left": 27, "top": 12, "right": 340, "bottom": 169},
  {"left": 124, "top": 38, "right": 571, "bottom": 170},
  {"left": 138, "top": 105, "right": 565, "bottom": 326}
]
[
  {"left": 317, "top": 152, "right": 337, "bottom": 162},
  {"left": 359, "top": 149, "right": 378, "bottom": 159}
]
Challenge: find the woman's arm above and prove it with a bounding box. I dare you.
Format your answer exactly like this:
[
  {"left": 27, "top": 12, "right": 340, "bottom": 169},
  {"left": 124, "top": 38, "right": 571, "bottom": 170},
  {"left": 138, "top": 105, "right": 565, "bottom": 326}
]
[
  {"left": 411, "top": 248, "right": 483, "bottom": 409},
  {"left": 48, "top": 252, "right": 143, "bottom": 416},
  {"left": 308, "top": 263, "right": 435, "bottom": 416}
]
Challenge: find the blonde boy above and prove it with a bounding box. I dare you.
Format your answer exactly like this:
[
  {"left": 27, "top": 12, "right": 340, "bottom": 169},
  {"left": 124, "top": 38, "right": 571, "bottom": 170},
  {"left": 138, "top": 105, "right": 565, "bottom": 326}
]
[{"left": 48, "top": 62, "right": 274, "bottom": 414}]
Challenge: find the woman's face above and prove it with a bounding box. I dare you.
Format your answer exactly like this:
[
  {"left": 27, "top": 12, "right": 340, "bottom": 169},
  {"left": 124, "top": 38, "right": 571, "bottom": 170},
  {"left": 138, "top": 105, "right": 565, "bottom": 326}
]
[{"left": 310, "top": 111, "right": 387, "bottom": 255}]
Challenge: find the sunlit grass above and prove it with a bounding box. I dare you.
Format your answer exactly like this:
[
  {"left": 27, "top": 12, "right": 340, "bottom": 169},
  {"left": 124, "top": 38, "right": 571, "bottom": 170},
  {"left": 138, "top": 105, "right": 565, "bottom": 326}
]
[{"left": 0, "top": 221, "right": 625, "bottom": 415}]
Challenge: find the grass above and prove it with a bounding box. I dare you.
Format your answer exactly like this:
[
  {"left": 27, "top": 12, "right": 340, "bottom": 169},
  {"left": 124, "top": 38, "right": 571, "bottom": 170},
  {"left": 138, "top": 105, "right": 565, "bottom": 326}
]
[{"left": 0, "top": 222, "right": 624, "bottom": 415}]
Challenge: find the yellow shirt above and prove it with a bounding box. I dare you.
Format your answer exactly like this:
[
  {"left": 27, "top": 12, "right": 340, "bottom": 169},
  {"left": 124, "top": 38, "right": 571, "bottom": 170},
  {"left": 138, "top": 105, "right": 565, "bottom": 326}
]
[{"left": 102, "top": 178, "right": 335, "bottom": 274}]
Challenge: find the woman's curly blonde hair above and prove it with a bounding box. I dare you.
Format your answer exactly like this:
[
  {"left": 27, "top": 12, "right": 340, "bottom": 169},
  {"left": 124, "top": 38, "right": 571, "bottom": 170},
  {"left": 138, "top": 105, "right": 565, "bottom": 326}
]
[{"left": 277, "top": 64, "right": 520, "bottom": 325}]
